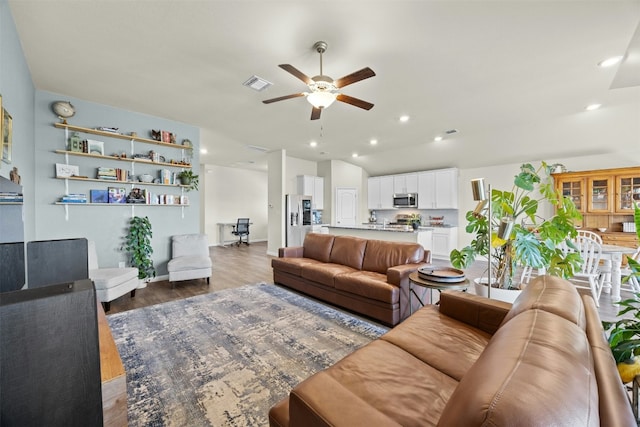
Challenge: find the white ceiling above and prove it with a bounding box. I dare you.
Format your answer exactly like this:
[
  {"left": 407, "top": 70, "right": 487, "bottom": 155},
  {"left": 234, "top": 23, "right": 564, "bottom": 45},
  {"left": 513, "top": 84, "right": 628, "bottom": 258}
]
[{"left": 8, "top": 1, "right": 640, "bottom": 176}]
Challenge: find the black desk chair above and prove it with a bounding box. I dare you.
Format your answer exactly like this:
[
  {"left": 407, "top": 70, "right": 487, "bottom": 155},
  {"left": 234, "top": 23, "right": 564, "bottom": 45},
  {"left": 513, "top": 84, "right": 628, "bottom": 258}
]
[{"left": 231, "top": 218, "right": 250, "bottom": 246}]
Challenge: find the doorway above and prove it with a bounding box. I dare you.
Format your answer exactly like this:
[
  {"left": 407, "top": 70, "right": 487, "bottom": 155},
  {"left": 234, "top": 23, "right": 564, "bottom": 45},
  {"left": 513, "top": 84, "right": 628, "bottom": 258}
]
[{"left": 335, "top": 188, "right": 357, "bottom": 226}]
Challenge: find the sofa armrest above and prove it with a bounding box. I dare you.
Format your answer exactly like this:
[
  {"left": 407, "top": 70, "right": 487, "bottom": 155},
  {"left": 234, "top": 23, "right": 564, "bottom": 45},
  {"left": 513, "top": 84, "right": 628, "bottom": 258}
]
[
  {"left": 279, "top": 246, "right": 304, "bottom": 258},
  {"left": 438, "top": 291, "right": 512, "bottom": 335},
  {"left": 422, "top": 250, "right": 431, "bottom": 264},
  {"left": 386, "top": 263, "right": 426, "bottom": 286}
]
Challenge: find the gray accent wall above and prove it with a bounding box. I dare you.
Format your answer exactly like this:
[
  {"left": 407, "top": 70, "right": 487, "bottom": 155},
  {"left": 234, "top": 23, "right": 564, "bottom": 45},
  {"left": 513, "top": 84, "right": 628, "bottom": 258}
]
[{"left": 34, "top": 91, "right": 200, "bottom": 274}]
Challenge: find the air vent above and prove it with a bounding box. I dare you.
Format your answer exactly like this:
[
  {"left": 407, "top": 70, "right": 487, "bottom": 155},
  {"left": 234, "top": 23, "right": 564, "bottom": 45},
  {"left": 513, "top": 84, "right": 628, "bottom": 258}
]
[
  {"left": 444, "top": 129, "right": 458, "bottom": 135},
  {"left": 247, "top": 144, "right": 269, "bottom": 153},
  {"left": 243, "top": 75, "right": 272, "bottom": 91}
]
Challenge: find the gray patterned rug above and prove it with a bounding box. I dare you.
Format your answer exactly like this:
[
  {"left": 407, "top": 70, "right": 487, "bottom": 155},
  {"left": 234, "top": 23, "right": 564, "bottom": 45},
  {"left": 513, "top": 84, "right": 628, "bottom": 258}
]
[{"left": 107, "top": 283, "right": 389, "bottom": 426}]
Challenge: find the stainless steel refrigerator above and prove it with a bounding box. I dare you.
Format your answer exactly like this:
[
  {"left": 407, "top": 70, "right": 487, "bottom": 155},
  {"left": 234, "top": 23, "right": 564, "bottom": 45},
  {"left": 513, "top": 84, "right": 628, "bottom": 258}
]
[{"left": 285, "top": 194, "right": 313, "bottom": 247}]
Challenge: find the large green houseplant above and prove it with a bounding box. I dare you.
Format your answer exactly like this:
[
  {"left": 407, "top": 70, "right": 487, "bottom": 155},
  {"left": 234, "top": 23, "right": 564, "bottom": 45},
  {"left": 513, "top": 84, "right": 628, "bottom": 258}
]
[
  {"left": 602, "top": 204, "right": 640, "bottom": 382},
  {"left": 124, "top": 216, "right": 156, "bottom": 281},
  {"left": 450, "top": 162, "right": 583, "bottom": 291}
]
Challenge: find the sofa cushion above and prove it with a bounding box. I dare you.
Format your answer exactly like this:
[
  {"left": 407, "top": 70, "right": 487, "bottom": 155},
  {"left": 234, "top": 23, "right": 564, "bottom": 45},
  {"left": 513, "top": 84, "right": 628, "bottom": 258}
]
[
  {"left": 329, "top": 236, "right": 367, "bottom": 270},
  {"left": 90, "top": 267, "right": 138, "bottom": 290},
  {"left": 381, "top": 305, "right": 491, "bottom": 381},
  {"left": 300, "top": 263, "right": 357, "bottom": 288},
  {"left": 290, "top": 339, "right": 458, "bottom": 426},
  {"left": 438, "top": 309, "right": 599, "bottom": 426},
  {"left": 271, "top": 257, "right": 324, "bottom": 276},
  {"left": 334, "top": 271, "right": 399, "bottom": 304},
  {"left": 167, "top": 256, "right": 212, "bottom": 272},
  {"left": 302, "top": 233, "right": 335, "bottom": 263},
  {"left": 500, "top": 275, "right": 586, "bottom": 330},
  {"left": 362, "top": 239, "right": 424, "bottom": 274}
]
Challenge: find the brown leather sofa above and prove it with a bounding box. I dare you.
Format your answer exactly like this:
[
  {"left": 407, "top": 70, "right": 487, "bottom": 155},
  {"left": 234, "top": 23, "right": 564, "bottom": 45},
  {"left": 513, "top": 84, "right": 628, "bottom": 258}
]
[
  {"left": 272, "top": 233, "right": 430, "bottom": 326},
  {"left": 269, "top": 275, "right": 636, "bottom": 427}
]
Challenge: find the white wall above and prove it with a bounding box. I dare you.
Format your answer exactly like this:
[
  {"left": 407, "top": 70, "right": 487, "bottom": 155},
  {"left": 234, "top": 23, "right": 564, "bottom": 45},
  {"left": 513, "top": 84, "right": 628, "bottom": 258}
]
[
  {"left": 285, "top": 156, "right": 316, "bottom": 195},
  {"left": 202, "top": 164, "right": 268, "bottom": 246}
]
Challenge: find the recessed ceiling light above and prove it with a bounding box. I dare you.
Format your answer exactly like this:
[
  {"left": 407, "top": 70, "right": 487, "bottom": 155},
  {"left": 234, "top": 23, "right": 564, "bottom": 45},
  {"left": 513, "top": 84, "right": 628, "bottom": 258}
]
[
  {"left": 200, "top": 148, "right": 208, "bottom": 154},
  {"left": 598, "top": 56, "right": 623, "bottom": 68},
  {"left": 309, "top": 141, "right": 317, "bottom": 147},
  {"left": 399, "top": 115, "right": 410, "bottom": 123},
  {"left": 352, "top": 153, "right": 358, "bottom": 158},
  {"left": 585, "top": 103, "right": 602, "bottom": 111},
  {"left": 434, "top": 136, "right": 443, "bottom": 142},
  {"left": 370, "top": 139, "right": 378, "bottom": 145}
]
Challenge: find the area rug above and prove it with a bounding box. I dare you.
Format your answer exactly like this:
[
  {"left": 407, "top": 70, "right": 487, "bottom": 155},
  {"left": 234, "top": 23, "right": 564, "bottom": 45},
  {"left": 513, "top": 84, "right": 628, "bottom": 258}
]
[{"left": 107, "top": 283, "right": 389, "bottom": 427}]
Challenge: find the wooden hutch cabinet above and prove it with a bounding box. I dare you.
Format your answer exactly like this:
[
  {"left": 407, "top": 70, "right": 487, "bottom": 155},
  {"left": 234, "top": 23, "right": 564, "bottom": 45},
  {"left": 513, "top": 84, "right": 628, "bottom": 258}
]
[{"left": 553, "top": 166, "right": 640, "bottom": 248}]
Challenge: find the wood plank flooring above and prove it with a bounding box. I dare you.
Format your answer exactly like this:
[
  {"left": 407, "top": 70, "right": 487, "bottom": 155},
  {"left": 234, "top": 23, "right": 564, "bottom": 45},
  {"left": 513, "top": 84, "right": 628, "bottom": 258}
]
[
  {"left": 106, "top": 241, "right": 275, "bottom": 315},
  {"left": 105, "top": 240, "right": 630, "bottom": 322}
]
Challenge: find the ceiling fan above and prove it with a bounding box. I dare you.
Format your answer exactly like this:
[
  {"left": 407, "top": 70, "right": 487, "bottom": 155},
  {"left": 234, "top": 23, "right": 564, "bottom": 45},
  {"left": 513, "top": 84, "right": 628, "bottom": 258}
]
[{"left": 263, "top": 41, "right": 376, "bottom": 120}]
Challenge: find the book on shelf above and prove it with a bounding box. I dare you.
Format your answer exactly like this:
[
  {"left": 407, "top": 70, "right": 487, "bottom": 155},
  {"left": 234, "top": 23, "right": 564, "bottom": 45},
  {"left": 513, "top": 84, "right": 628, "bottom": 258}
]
[{"left": 60, "top": 193, "right": 88, "bottom": 203}]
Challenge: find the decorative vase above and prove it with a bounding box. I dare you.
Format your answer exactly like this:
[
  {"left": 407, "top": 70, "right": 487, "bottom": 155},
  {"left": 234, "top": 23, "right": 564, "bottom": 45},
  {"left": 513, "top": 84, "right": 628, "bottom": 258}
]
[
  {"left": 617, "top": 357, "right": 640, "bottom": 383},
  {"left": 473, "top": 278, "right": 522, "bottom": 304}
]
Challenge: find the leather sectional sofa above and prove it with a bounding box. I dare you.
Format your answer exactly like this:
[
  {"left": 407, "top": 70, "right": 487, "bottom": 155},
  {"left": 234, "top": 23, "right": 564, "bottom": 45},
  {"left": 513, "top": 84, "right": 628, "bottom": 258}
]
[
  {"left": 269, "top": 275, "right": 636, "bottom": 426},
  {"left": 272, "top": 233, "right": 431, "bottom": 326}
]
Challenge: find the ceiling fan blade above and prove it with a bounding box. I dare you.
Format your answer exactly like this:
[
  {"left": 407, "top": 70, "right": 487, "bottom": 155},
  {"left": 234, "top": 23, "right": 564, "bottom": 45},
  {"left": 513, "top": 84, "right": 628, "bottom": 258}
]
[
  {"left": 262, "top": 93, "right": 306, "bottom": 104},
  {"left": 333, "top": 67, "right": 376, "bottom": 88},
  {"left": 310, "top": 107, "right": 322, "bottom": 120},
  {"left": 279, "top": 64, "right": 313, "bottom": 85},
  {"left": 336, "top": 94, "right": 374, "bottom": 110}
]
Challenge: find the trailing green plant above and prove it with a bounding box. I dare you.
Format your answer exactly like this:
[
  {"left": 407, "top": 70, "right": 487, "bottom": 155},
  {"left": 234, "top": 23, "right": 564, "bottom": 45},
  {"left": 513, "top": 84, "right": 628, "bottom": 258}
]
[
  {"left": 124, "top": 216, "right": 156, "bottom": 280},
  {"left": 178, "top": 170, "right": 199, "bottom": 192},
  {"left": 450, "top": 161, "right": 583, "bottom": 289},
  {"left": 603, "top": 203, "right": 640, "bottom": 364}
]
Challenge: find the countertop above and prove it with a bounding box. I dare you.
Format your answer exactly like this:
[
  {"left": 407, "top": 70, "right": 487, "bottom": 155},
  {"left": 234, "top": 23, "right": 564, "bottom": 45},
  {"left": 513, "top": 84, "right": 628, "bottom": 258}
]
[{"left": 327, "top": 224, "right": 435, "bottom": 233}]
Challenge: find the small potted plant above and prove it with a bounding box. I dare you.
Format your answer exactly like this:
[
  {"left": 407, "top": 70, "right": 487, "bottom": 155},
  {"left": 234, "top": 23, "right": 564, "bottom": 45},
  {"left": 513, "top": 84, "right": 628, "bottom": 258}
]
[
  {"left": 178, "top": 170, "right": 199, "bottom": 191},
  {"left": 124, "top": 216, "right": 156, "bottom": 285},
  {"left": 450, "top": 162, "right": 583, "bottom": 301}
]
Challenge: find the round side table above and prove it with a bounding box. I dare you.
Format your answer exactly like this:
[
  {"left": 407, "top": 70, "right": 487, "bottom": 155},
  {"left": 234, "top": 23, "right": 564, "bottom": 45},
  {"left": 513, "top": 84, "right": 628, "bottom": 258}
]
[{"left": 408, "top": 271, "right": 470, "bottom": 314}]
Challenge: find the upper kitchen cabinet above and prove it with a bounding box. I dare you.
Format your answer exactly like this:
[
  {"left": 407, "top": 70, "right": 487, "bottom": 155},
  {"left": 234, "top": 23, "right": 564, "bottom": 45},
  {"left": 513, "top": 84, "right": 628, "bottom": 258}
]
[
  {"left": 297, "top": 175, "right": 324, "bottom": 210},
  {"left": 393, "top": 173, "right": 418, "bottom": 194},
  {"left": 368, "top": 176, "right": 394, "bottom": 210},
  {"left": 417, "top": 168, "right": 458, "bottom": 209}
]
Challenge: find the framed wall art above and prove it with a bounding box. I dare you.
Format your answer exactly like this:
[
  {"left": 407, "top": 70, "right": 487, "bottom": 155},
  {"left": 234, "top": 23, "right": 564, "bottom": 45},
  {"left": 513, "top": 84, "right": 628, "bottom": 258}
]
[{"left": 2, "top": 100, "right": 12, "bottom": 164}]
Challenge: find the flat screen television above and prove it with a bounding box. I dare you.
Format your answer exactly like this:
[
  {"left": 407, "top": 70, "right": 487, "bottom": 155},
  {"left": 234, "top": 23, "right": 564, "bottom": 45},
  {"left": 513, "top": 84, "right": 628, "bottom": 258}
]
[
  {"left": 26, "top": 238, "right": 88, "bottom": 288},
  {"left": 0, "top": 279, "right": 103, "bottom": 426}
]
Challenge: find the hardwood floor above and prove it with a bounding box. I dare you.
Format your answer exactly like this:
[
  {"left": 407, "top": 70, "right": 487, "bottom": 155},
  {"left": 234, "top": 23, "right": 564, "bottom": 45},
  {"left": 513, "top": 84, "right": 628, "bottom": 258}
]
[
  {"left": 106, "top": 241, "right": 275, "bottom": 315},
  {"left": 105, "top": 240, "right": 630, "bottom": 322}
]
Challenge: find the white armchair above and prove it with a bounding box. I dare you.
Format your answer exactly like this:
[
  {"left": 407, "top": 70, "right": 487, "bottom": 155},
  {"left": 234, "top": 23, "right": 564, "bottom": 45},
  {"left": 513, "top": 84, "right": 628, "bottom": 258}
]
[
  {"left": 88, "top": 241, "right": 139, "bottom": 312},
  {"left": 167, "top": 234, "right": 212, "bottom": 286}
]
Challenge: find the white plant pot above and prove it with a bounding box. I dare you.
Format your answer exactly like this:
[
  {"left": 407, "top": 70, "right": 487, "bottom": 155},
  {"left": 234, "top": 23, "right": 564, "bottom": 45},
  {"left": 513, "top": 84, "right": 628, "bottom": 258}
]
[
  {"left": 473, "top": 278, "right": 522, "bottom": 304},
  {"left": 137, "top": 278, "right": 148, "bottom": 289}
]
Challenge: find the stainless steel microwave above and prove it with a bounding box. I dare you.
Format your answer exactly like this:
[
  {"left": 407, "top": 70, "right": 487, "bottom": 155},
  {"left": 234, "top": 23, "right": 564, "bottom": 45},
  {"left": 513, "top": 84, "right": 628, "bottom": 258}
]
[{"left": 393, "top": 193, "right": 418, "bottom": 208}]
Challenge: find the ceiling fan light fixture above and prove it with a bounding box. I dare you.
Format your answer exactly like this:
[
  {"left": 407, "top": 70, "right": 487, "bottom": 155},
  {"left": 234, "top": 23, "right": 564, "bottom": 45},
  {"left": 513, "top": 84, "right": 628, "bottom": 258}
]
[{"left": 307, "top": 91, "right": 337, "bottom": 109}]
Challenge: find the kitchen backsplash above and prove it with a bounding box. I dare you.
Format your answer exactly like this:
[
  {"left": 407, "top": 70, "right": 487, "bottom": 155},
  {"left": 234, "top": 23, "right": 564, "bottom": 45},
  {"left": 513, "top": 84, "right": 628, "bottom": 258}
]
[{"left": 370, "top": 209, "right": 458, "bottom": 227}]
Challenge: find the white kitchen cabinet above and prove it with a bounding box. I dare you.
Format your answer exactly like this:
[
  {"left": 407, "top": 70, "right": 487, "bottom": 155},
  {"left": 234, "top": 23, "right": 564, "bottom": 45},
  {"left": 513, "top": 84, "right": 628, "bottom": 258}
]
[
  {"left": 297, "top": 175, "right": 324, "bottom": 210},
  {"left": 431, "top": 227, "right": 458, "bottom": 260},
  {"left": 368, "top": 176, "right": 394, "bottom": 209},
  {"left": 417, "top": 168, "right": 458, "bottom": 209},
  {"left": 393, "top": 173, "right": 418, "bottom": 194},
  {"left": 435, "top": 168, "right": 458, "bottom": 209}
]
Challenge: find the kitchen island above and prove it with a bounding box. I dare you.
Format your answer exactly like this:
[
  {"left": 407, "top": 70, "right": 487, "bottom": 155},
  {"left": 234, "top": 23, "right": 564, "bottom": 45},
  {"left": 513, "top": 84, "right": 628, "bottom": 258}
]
[
  {"left": 326, "top": 225, "right": 434, "bottom": 252},
  {"left": 326, "top": 224, "right": 459, "bottom": 259}
]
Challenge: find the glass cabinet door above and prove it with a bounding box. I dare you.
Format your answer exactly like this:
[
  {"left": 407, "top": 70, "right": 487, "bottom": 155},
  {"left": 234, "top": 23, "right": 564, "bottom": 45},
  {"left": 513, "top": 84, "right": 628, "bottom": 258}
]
[
  {"left": 616, "top": 175, "right": 640, "bottom": 212},
  {"left": 588, "top": 177, "right": 612, "bottom": 213},
  {"left": 558, "top": 178, "right": 584, "bottom": 212}
]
